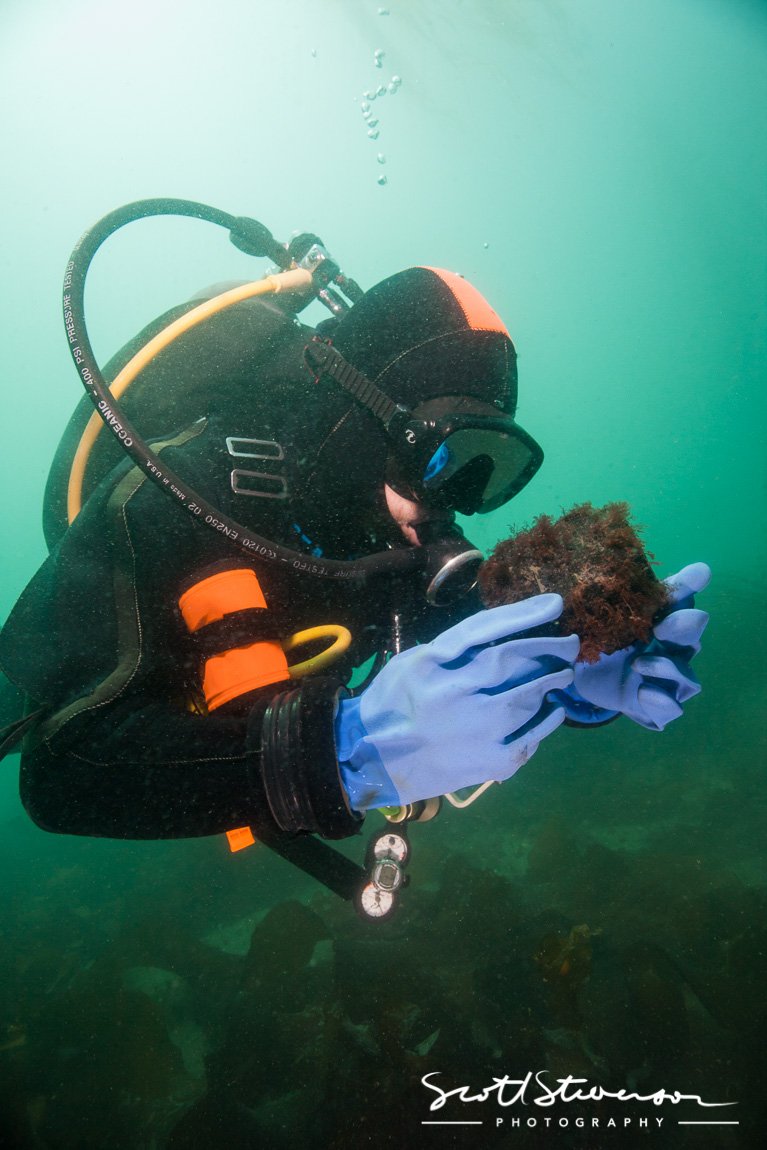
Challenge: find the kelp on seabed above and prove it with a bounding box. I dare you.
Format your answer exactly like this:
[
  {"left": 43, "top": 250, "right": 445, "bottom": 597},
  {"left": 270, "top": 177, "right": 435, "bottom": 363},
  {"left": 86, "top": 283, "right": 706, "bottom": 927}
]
[{"left": 1, "top": 819, "right": 765, "bottom": 1147}]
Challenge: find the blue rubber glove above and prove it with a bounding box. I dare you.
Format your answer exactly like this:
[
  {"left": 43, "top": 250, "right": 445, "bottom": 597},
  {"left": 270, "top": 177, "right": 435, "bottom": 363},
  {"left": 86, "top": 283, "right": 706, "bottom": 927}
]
[
  {"left": 335, "top": 593, "right": 579, "bottom": 812},
  {"left": 554, "top": 562, "right": 711, "bottom": 731}
]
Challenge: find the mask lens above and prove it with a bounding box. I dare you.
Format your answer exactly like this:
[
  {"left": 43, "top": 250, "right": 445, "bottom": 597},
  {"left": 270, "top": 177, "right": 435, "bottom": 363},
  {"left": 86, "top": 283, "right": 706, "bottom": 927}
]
[{"left": 422, "top": 427, "right": 539, "bottom": 511}]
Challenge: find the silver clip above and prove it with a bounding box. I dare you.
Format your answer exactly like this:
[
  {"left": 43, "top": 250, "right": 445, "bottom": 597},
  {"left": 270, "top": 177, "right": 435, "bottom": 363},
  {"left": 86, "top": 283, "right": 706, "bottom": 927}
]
[
  {"left": 230, "top": 469, "right": 288, "bottom": 499},
  {"left": 225, "top": 437, "right": 285, "bottom": 461}
]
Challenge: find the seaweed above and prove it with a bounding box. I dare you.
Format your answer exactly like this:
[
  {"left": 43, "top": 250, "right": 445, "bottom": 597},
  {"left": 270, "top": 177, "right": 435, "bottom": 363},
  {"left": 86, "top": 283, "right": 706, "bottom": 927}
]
[{"left": 478, "top": 501, "right": 669, "bottom": 662}]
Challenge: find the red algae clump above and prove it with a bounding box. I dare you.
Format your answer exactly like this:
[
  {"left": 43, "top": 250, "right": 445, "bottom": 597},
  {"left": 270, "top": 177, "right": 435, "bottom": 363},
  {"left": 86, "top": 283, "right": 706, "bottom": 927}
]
[{"left": 478, "top": 502, "right": 670, "bottom": 663}]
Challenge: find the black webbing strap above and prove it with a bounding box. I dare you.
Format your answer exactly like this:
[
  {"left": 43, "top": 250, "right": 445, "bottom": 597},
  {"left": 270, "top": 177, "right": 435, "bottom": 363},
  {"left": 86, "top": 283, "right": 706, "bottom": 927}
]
[
  {"left": 0, "top": 708, "right": 47, "bottom": 763},
  {"left": 255, "top": 822, "right": 366, "bottom": 902},
  {"left": 189, "top": 608, "right": 285, "bottom": 657},
  {"left": 304, "top": 338, "right": 405, "bottom": 428}
]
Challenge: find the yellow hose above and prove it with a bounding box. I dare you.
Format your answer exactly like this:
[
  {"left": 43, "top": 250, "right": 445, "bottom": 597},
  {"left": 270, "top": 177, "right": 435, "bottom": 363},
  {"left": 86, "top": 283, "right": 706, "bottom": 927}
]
[{"left": 66, "top": 268, "right": 314, "bottom": 524}]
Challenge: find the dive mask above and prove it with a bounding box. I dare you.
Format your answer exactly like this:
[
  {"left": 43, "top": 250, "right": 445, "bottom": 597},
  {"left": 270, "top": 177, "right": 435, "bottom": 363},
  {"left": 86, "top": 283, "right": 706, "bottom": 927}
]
[
  {"left": 385, "top": 396, "right": 543, "bottom": 515},
  {"left": 304, "top": 338, "right": 543, "bottom": 517}
]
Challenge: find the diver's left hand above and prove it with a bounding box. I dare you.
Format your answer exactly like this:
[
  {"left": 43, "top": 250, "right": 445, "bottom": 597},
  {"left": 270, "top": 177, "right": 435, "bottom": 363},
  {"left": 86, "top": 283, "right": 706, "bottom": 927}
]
[{"left": 551, "top": 562, "right": 711, "bottom": 731}]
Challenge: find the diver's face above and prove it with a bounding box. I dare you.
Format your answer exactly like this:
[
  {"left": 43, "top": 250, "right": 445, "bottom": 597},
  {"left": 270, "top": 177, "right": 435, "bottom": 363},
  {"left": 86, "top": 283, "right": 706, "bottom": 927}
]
[{"left": 384, "top": 484, "right": 454, "bottom": 546}]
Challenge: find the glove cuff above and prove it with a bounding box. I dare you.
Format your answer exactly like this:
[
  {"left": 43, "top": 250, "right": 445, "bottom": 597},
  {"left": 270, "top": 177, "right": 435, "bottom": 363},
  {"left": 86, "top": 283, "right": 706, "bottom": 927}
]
[
  {"left": 335, "top": 695, "right": 401, "bottom": 811},
  {"left": 249, "top": 678, "right": 363, "bottom": 839}
]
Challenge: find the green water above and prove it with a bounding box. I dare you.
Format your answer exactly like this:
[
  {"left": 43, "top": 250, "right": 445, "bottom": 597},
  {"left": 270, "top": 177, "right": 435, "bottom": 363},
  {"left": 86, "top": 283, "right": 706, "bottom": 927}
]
[{"left": 0, "top": 0, "right": 764, "bottom": 1146}]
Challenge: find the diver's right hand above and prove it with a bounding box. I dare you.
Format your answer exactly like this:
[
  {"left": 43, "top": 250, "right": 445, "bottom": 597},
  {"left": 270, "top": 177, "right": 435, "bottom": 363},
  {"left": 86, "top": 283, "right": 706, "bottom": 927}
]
[{"left": 335, "top": 594, "right": 578, "bottom": 811}]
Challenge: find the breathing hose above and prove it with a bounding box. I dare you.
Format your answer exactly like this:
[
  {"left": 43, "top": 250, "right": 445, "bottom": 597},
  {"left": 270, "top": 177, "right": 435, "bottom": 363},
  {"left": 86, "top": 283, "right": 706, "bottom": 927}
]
[
  {"left": 66, "top": 272, "right": 312, "bottom": 523},
  {"left": 61, "top": 198, "right": 425, "bottom": 585}
]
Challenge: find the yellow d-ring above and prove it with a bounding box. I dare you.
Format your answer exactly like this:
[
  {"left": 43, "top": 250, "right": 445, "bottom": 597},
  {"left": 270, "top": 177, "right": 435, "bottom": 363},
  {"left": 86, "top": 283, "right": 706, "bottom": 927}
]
[{"left": 283, "top": 625, "right": 352, "bottom": 678}]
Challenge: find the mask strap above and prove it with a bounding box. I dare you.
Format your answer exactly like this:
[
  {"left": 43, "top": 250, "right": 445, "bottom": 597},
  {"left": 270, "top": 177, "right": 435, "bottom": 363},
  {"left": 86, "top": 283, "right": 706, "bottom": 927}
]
[{"left": 304, "top": 337, "right": 410, "bottom": 431}]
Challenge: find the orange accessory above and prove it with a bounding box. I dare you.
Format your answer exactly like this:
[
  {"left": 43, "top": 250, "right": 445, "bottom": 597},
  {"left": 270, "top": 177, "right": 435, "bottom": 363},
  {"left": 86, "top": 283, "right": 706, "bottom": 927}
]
[
  {"left": 226, "top": 826, "right": 256, "bottom": 852},
  {"left": 178, "top": 567, "right": 290, "bottom": 712},
  {"left": 179, "top": 566, "right": 289, "bottom": 855}
]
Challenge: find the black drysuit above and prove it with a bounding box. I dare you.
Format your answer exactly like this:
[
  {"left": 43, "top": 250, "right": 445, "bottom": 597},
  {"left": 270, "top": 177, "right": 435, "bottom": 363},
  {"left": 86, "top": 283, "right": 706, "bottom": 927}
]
[{"left": 0, "top": 295, "right": 470, "bottom": 842}]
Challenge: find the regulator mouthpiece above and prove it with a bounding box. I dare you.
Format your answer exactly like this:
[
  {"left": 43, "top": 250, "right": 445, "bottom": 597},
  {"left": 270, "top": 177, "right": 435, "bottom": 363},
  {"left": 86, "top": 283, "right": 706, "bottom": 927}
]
[{"left": 416, "top": 522, "right": 483, "bottom": 606}]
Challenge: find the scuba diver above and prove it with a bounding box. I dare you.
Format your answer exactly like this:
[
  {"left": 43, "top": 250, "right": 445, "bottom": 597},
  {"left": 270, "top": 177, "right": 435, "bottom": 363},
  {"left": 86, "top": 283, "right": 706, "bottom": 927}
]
[{"left": 0, "top": 200, "right": 709, "bottom": 908}]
